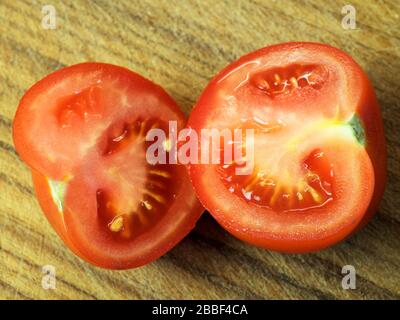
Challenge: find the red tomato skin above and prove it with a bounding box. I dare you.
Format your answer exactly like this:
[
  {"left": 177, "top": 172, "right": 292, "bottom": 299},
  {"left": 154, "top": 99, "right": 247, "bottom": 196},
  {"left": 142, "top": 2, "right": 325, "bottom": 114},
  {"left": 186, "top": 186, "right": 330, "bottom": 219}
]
[
  {"left": 31, "top": 169, "right": 96, "bottom": 264},
  {"left": 187, "top": 42, "right": 386, "bottom": 253},
  {"left": 13, "top": 62, "right": 188, "bottom": 180},
  {"left": 15, "top": 63, "right": 205, "bottom": 269},
  {"left": 32, "top": 168, "right": 204, "bottom": 270},
  {"left": 353, "top": 77, "right": 386, "bottom": 229}
]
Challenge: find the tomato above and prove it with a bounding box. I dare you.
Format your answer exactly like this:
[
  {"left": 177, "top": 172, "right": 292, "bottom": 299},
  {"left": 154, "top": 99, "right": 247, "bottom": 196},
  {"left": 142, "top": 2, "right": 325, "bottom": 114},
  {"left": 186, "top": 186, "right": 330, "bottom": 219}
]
[
  {"left": 187, "top": 42, "right": 386, "bottom": 253},
  {"left": 13, "top": 63, "right": 203, "bottom": 269}
]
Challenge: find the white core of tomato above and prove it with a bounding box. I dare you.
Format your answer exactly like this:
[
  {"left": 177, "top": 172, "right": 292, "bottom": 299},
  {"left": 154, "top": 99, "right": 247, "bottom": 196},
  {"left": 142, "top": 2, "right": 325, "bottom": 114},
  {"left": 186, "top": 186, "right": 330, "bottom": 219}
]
[{"left": 251, "top": 112, "right": 358, "bottom": 187}]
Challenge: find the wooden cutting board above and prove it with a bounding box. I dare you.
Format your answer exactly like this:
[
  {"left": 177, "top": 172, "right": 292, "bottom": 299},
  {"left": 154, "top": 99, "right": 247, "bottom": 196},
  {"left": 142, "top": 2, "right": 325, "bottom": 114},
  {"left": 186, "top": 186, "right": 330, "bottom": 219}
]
[{"left": 0, "top": 0, "right": 399, "bottom": 300}]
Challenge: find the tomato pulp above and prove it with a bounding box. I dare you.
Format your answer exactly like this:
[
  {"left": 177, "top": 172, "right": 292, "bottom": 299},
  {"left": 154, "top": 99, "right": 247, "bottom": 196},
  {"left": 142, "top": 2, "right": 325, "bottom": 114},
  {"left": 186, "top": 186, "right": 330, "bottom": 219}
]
[
  {"left": 187, "top": 43, "right": 386, "bottom": 253},
  {"left": 13, "top": 63, "right": 203, "bottom": 269}
]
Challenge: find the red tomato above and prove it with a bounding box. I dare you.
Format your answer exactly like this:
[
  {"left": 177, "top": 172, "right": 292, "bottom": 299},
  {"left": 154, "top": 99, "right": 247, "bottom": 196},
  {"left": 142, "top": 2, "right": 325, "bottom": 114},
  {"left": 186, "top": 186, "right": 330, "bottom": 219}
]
[
  {"left": 13, "top": 63, "right": 203, "bottom": 269},
  {"left": 187, "top": 43, "right": 386, "bottom": 253}
]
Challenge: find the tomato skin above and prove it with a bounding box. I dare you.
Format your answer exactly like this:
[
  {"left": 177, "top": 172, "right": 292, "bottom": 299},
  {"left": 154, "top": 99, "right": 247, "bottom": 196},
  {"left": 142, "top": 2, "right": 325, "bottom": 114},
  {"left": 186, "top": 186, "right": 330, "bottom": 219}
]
[
  {"left": 187, "top": 42, "right": 386, "bottom": 253},
  {"left": 14, "top": 63, "right": 204, "bottom": 269},
  {"left": 352, "top": 76, "right": 387, "bottom": 229},
  {"left": 31, "top": 169, "right": 95, "bottom": 264},
  {"left": 32, "top": 169, "right": 203, "bottom": 269},
  {"left": 13, "top": 62, "right": 187, "bottom": 180}
]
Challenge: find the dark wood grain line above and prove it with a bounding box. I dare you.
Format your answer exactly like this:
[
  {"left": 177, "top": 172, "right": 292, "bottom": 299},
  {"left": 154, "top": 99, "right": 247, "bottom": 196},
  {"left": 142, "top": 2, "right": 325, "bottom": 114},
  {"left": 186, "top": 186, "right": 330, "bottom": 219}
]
[
  {"left": 254, "top": 0, "right": 400, "bottom": 62},
  {"left": 97, "top": 1, "right": 217, "bottom": 72},
  {"left": 119, "top": 0, "right": 400, "bottom": 109},
  {"left": 387, "top": 164, "right": 400, "bottom": 179},
  {"left": 2, "top": 13, "right": 202, "bottom": 113},
  {"left": 344, "top": 234, "right": 400, "bottom": 271},
  {"left": 294, "top": 251, "right": 400, "bottom": 299},
  {"left": 56, "top": 277, "right": 97, "bottom": 300},
  {"left": 0, "top": 210, "right": 47, "bottom": 239},
  {"left": 306, "top": 0, "right": 400, "bottom": 42},
  {"left": 1, "top": 203, "right": 333, "bottom": 299},
  {"left": 68, "top": 267, "right": 158, "bottom": 299},
  {"left": 120, "top": 0, "right": 247, "bottom": 59},
  {"left": 116, "top": 24, "right": 212, "bottom": 81},
  {"left": 4, "top": 2, "right": 208, "bottom": 86},
  {"left": 385, "top": 131, "right": 400, "bottom": 147},
  {"left": 0, "top": 141, "right": 18, "bottom": 157},
  {"left": 1, "top": 247, "right": 98, "bottom": 300},
  {"left": 69, "top": 266, "right": 161, "bottom": 299},
  {"left": 6, "top": 197, "right": 398, "bottom": 298},
  {"left": 378, "top": 212, "right": 400, "bottom": 228},
  {"left": 164, "top": 252, "right": 266, "bottom": 299},
  {"left": 94, "top": 0, "right": 239, "bottom": 64},
  {"left": 190, "top": 231, "right": 337, "bottom": 299},
  {"left": 0, "top": 278, "right": 32, "bottom": 300},
  {"left": 0, "top": 212, "right": 157, "bottom": 299},
  {"left": 4, "top": 37, "right": 66, "bottom": 72},
  {"left": 0, "top": 117, "right": 13, "bottom": 130},
  {"left": 0, "top": 172, "right": 34, "bottom": 196},
  {"left": 374, "top": 77, "right": 400, "bottom": 101},
  {"left": 1, "top": 3, "right": 66, "bottom": 72},
  {"left": 0, "top": 51, "right": 195, "bottom": 119},
  {"left": 8, "top": 1, "right": 399, "bottom": 114},
  {"left": 0, "top": 70, "right": 26, "bottom": 98},
  {"left": 370, "top": 79, "right": 400, "bottom": 107},
  {"left": 13, "top": 0, "right": 232, "bottom": 70},
  {"left": 5, "top": 30, "right": 196, "bottom": 97},
  {"left": 1, "top": 169, "right": 397, "bottom": 299},
  {"left": 193, "top": 228, "right": 400, "bottom": 299},
  {"left": 3, "top": 0, "right": 39, "bottom": 20},
  {"left": 379, "top": 212, "right": 400, "bottom": 228},
  {"left": 109, "top": 0, "right": 400, "bottom": 117}
]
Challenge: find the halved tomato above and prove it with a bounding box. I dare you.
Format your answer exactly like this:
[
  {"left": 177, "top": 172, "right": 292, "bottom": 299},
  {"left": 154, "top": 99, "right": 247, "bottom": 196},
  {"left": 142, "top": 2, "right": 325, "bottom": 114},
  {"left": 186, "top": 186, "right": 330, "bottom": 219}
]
[
  {"left": 13, "top": 63, "right": 203, "bottom": 269},
  {"left": 187, "top": 42, "right": 386, "bottom": 253}
]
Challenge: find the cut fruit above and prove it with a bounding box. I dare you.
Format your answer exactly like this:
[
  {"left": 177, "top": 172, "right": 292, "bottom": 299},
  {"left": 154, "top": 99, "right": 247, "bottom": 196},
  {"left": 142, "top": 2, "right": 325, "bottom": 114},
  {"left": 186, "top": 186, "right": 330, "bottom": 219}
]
[
  {"left": 187, "top": 42, "right": 386, "bottom": 253},
  {"left": 14, "top": 63, "right": 204, "bottom": 269}
]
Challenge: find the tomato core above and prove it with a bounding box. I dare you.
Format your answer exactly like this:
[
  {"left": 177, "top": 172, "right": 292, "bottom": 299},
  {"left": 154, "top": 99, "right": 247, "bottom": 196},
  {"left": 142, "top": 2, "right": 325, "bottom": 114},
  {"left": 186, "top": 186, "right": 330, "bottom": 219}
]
[
  {"left": 220, "top": 148, "right": 334, "bottom": 212},
  {"left": 95, "top": 118, "right": 180, "bottom": 241}
]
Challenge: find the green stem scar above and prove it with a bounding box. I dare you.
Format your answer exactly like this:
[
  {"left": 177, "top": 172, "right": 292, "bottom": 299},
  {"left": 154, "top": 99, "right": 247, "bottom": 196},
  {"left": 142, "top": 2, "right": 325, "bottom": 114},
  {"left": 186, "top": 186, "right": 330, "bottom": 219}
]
[{"left": 348, "top": 114, "right": 366, "bottom": 146}]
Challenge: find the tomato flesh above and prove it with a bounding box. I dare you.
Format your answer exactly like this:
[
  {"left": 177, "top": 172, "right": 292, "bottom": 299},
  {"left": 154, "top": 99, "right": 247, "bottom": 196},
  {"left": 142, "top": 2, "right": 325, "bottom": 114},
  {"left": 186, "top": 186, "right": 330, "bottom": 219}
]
[
  {"left": 250, "top": 63, "right": 327, "bottom": 98},
  {"left": 221, "top": 148, "right": 334, "bottom": 212},
  {"left": 187, "top": 42, "right": 386, "bottom": 253},
  {"left": 14, "top": 63, "right": 203, "bottom": 269},
  {"left": 94, "top": 119, "right": 181, "bottom": 241}
]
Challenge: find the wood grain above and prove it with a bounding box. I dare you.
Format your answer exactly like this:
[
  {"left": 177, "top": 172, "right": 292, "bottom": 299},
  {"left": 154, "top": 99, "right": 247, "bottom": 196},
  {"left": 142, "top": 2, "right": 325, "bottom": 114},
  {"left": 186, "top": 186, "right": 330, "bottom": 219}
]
[{"left": 0, "top": 0, "right": 399, "bottom": 300}]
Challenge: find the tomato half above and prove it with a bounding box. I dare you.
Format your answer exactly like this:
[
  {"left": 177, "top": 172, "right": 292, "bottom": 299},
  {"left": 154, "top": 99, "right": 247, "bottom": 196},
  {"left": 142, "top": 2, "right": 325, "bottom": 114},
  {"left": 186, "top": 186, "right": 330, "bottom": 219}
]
[
  {"left": 187, "top": 42, "right": 386, "bottom": 253},
  {"left": 13, "top": 63, "right": 203, "bottom": 269}
]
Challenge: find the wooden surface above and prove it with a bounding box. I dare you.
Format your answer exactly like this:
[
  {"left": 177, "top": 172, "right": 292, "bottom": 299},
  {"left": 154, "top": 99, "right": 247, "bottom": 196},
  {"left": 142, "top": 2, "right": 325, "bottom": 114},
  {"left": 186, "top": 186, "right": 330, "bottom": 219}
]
[{"left": 0, "top": 0, "right": 399, "bottom": 300}]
